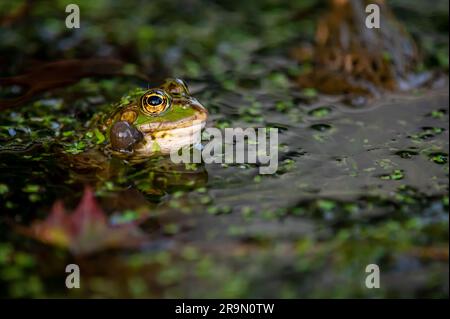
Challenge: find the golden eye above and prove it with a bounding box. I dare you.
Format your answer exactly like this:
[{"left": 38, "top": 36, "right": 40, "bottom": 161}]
[{"left": 140, "top": 89, "right": 171, "bottom": 116}]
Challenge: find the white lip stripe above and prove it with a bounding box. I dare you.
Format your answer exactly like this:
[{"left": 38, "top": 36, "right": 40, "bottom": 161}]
[{"left": 134, "top": 121, "right": 206, "bottom": 155}]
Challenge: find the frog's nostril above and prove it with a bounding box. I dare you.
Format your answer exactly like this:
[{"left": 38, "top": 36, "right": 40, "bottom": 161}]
[{"left": 110, "top": 121, "right": 143, "bottom": 151}]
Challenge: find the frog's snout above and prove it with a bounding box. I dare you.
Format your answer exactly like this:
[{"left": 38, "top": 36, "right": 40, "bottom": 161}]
[{"left": 109, "top": 121, "right": 143, "bottom": 151}]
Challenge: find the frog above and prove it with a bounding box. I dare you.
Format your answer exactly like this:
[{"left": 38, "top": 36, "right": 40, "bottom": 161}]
[
  {"left": 100, "top": 78, "right": 208, "bottom": 159},
  {"left": 55, "top": 78, "right": 209, "bottom": 197}
]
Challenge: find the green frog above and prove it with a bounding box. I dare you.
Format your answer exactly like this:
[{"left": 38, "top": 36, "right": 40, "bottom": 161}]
[
  {"left": 57, "top": 78, "right": 209, "bottom": 196},
  {"left": 100, "top": 78, "right": 208, "bottom": 159},
  {"left": 0, "top": 78, "right": 208, "bottom": 170}
]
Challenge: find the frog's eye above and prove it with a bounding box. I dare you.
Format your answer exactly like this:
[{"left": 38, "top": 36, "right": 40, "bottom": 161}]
[{"left": 140, "top": 89, "right": 171, "bottom": 116}]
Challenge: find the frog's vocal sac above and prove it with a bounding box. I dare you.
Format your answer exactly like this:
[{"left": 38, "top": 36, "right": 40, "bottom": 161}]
[{"left": 103, "top": 78, "right": 208, "bottom": 158}]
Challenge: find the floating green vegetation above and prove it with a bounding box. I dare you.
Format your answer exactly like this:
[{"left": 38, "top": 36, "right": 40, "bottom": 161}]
[
  {"left": 301, "top": 88, "right": 318, "bottom": 99},
  {"left": 0, "top": 184, "right": 9, "bottom": 195},
  {"left": 395, "top": 150, "right": 419, "bottom": 159},
  {"left": 410, "top": 126, "right": 446, "bottom": 140},
  {"left": 428, "top": 152, "right": 448, "bottom": 165},
  {"left": 428, "top": 109, "right": 447, "bottom": 119},
  {"left": 379, "top": 169, "right": 405, "bottom": 180},
  {"left": 308, "top": 106, "right": 332, "bottom": 118},
  {"left": 0, "top": 243, "right": 43, "bottom": 298}
]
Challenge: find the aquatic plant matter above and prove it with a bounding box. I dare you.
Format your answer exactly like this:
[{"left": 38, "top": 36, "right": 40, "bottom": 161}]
[{"left": 18, "top": 186, "right": 147, "bottom": 255}]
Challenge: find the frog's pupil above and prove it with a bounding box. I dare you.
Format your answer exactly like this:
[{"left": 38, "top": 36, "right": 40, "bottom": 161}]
[{"left": 148, "top": 95, "right": 163, "bottom": 106}]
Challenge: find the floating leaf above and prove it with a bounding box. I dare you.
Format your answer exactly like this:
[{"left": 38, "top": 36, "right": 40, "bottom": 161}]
[{"left": 17, "top": 187, "right": 147, "bottom": 255}]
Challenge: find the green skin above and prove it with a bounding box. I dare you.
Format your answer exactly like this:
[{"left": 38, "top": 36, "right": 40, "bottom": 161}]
[{"left": 102, "top": 78, "right": 208, "bottom": 158}]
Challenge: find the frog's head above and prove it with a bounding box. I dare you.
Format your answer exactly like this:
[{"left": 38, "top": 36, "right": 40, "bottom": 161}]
[{"left": 105, "top": 78, "right": 207, "bottom": 157}]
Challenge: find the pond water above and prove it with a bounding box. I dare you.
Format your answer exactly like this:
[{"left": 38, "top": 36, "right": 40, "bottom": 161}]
[
  {"left": 0, "top": 0, "right": 448, "bottom": 298},
  {"left": 0, "top": 76, "right": 447, "bottom": 298}
]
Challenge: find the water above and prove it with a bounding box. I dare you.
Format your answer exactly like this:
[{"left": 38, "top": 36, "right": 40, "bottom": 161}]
[
  {"left": 0, "top": 78, "right": 447, "bottom": 298},
  {"left": 0, "top": 0, "right": 447, "bottom": 298}
]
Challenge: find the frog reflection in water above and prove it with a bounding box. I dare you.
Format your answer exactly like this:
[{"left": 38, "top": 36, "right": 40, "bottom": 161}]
[{"left": 66, "top": 78, "right": 209, "bottom": 197}]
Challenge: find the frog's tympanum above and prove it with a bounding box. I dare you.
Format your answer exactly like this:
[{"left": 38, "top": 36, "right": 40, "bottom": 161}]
[{"left": 102, "top": 78, "right": 208, "bottom": 158}]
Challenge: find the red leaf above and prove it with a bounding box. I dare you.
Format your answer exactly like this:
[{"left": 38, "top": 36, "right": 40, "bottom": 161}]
[{"left": 18, "top": 186, "right": 147, "bottom": 255}]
